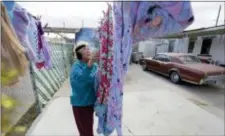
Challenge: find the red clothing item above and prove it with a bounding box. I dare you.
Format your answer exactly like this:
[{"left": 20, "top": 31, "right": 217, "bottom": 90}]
[
  {"left": 72, "top": 106, "right": 94, "bottom": 136},
  {"left": 96, "top": 4, "right": 113, "bottom": 105}
]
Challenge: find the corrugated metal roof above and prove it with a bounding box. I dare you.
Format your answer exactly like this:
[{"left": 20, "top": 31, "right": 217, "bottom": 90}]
[{"left": 159, "top": 25, "right": 225, "bottom": 39}]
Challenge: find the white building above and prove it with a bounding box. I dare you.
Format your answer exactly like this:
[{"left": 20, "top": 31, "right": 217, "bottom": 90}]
[{"left": 138, "top": 25, "right": 225, "bottom": 66}]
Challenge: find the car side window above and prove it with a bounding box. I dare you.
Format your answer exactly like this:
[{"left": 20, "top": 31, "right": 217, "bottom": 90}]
[
  {"left": 171, "top": 57, "right": 181, "bottom": 63},
  {"left": 154, "top": 55, "right": 164, "bottom": 61},
  {"left": 154, "top": 55, "right": 170, "bottom": 62},
  {"left": 163, "top": 56, "right": 171, "bottom": 62}
]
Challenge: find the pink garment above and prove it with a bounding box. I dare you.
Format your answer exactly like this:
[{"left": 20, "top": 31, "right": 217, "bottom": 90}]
[
  {"left": 96, "top": 4, "right": 114, "bottom": 105},
  {"left": 95, "top": 4, "right": 115, "bottom": 135}
]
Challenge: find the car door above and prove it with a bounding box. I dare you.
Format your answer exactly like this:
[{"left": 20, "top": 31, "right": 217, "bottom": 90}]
[{"left": 159, "top": 55, "right": 171, "bottom": 75}]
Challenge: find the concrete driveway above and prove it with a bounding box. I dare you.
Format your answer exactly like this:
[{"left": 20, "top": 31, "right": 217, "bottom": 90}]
[
  {"left": 128, "top": 64, "right": 224, "bottom": 119},
  {"left": 26, "top": 65, "right": 224, "bottom": 136}
]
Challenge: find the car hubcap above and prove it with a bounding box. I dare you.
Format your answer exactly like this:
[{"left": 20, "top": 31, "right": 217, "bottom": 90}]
[
  {"left": 172, "top": 73, "right": 179, "bottom": 82},
  {"left": 142, "top": 64, "right": 146, "bottom": 69}
]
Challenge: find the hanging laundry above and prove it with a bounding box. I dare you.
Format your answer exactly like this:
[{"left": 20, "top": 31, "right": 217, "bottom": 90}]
[
  {"left": 95, "top": 4, "right": 115, "bottom": 135},
  {"left": 132, "top": 2, "right": 194, "bottom": 43},
  {"left": 3, "top": 1, "right": 36, "bottom": 61},
  {"left": 40, "top": 32, "right": 52, "bottom": 70},
  {"left": 36, "top": 21, "right": 44, "bottom": 68},
  {"left": 2, "top": 1, "right": 15, "bottom": 19},
  {"left": 3, "top": 1, "right": 52, "bottom": 69},
  {"left": 95, "top": 2, "right": 194, "bottom": 136},
  {"left": 75, "top": 28, "right": 100, "bottom": 51},
  {"left": 1, "top": 3, "right": 28, "bottom": 86},
  {"left": 27, "top": 14, "right": 52, "bottom": 69}
]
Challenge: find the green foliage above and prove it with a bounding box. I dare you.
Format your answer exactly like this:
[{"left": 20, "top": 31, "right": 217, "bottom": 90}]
[{"left": 1, "top": 94, "right": 27, "bottom": 136}]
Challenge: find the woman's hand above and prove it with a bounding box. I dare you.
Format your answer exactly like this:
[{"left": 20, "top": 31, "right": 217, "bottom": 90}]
[
  {"left": 88, "top": 51, "right": 100, "bottom": 67},
  {"left": 92, "top": 50, "right": 100, "bottom": 62}
]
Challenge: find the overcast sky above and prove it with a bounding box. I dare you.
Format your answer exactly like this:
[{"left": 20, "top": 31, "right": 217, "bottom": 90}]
[{"left": 18, "top": 1, "right": 224, "bottom": 32}]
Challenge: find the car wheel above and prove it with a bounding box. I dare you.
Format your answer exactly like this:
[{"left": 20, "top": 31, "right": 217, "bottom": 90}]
[
  {"left": 170, "top": 71, "right": 181, "bottom": 84},
  {"left": 142, "top": 63, "right": 147, "bottom": 71}
]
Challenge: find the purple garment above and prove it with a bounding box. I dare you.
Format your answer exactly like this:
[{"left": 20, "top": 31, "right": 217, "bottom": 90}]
[
  {"left": 4, "top": 1, "right": 51, "bottom": 69},
  {"left": 41, "top": 35, "right": 52, "bottom": 69},
  {"left": 132, "top": 2, "right": 194, "bottom": 43},
  {"left": 97, "top": 2, "right": 194, "bottom": 136},
  {"left": 36, "top": 21, "right": 52, "bottom": 69},
  {"left": 27, "top": 15, "right": 52, "bottom": 69},
  {"left": 27, "top": 15, "right": 39, "bottom": 62},
  {"left": 9, "top": 3, "right": 36, "bottom": 60}
]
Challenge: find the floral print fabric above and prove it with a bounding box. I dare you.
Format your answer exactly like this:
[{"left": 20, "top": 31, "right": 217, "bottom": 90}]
[
  {"left": 95, "top": 1, "right": 194, "bottom": 136},
  {"left": 132, "top": 2, "right": 194, "bottom": 43},
  {"left": 94, "top": 4, "right": 114, "bottom": 135}
]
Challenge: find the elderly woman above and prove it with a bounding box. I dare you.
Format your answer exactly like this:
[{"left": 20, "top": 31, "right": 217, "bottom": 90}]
[{"left": 70, "top": 44, "right": 99, "bottom": 136}]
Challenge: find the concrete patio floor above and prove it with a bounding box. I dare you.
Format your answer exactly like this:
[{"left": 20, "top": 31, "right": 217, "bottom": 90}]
[{"left": 26, "top": 79, "right": 224, "bottom": 136}]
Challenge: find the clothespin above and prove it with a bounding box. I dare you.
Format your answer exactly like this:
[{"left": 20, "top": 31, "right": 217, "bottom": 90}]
[
  {"left": 107, "top": 2, "right": 112, "bottom": 10},
  {"left": 36, "top": 15, "right": 42, "bottom": 20},
  {"left": 102, "top": 11, "right": 106, "bottom": 16}
]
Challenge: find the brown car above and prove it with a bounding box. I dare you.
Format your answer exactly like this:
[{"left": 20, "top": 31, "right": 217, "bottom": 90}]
[{"left": 141, "top": 53, "right": 225, "bottom": 85}]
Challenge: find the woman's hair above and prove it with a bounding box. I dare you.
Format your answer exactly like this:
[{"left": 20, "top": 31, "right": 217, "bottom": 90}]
[{"left": 75, "top": 44, "right": 86, "bottom": 60}]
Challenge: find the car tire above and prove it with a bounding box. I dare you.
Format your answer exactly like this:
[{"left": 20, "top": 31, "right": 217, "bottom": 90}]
[
  {"left": 170, "top": 71, "right": 181, "bottom": 84},
  {"left": 142, "top": 63, "right": 147, "bottom": 71}
]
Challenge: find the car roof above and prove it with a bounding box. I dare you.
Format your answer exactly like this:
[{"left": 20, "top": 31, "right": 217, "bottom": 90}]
[{"left": 157, "top": 53, "right": 195, "bottom": 57}]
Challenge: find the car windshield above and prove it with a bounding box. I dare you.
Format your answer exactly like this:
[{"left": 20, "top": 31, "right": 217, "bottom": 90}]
[{"left": 179, "top": 55, "right": 201, "bottom": 64}]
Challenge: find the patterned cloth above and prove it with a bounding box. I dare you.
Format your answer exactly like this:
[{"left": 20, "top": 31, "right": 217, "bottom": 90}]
[
  {"left": 41, "top": 34, "right": 52, "bottom": 69},
  {"left": 95, "top": 2, "right": 194, "bottom": 136},
  {"left": 75, "top": 28, "right": 100, "bottom": 50},
  {"left": 132, "top": 2, "right": 194, "bottom": 43},
  {"left": 4, "top": 2, "right": 36, "bottom": 61},
  {"left": 27, "top": 13, "right": 51, "bottom": 69},
  {"left": 36, "top": 21, "right": 52, "bottom": 69},
  {"left": 3, "top": 1, "right": 52, "bottom": 69},
  {"left": 95, "top": 4, "right": 114, "bottom": 135}
]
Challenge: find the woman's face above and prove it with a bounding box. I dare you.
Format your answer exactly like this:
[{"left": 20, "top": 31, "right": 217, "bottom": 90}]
[{"left": 80, "top": 46, "right": 91, "bottom": 61}]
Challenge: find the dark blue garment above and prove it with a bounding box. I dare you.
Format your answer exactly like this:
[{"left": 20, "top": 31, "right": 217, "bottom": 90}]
[
  {"left": 2, "top": 1, "right": 15, "bottom": 19},
  {"left": 75, "top": 28, "right": 99, "bottom": 50}
]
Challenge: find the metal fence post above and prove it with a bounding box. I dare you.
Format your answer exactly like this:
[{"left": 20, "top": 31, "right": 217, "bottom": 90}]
[
  {"left": 29, "top": 62, "right": 42, "bottom": 114},
  {"left": 61, "top": 43, "right": 68, "bottom": 77}
]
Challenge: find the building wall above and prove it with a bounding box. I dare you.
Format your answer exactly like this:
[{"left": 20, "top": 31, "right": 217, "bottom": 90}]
[
  {"left": 173, "top": 37, "right": 189, "bottom": 53},
  {"left": 193, "top": 37, "right": 203, "bottom": 55},
  {"left": 138, "top": 37, "right": 188, "bottom": 57},
  {"left": 192, "top": 34, "right": 225, "bottom": 65},
  {"left": 138, "top": 40, "right": 158, "bottom": 57},
  {"left": 209, "top": 35, "right": 225, "bottom": 65},
  {"left": 138, "top": 31, "right": 224, "bottom": 65},
  {"left": 157, "top": 42, "right": 169, "bottom": 53}
]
